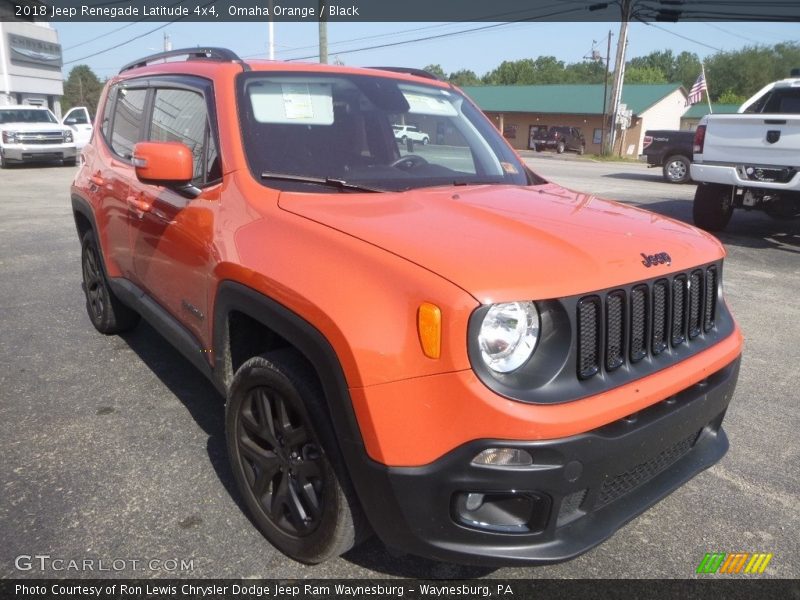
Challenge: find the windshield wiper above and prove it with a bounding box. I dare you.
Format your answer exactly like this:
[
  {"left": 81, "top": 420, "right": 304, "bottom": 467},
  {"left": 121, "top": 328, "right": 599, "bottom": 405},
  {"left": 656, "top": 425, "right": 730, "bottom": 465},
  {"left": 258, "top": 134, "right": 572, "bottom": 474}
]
[{"left": 261, "top": 172, "right": 384, "bottom": 193}]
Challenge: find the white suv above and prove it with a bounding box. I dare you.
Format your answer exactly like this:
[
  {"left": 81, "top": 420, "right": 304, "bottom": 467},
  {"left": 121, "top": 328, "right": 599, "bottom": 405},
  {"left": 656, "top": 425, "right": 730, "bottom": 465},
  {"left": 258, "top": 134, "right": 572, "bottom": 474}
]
[
  {"left": 393, "top": 124, "right": 430, "bottom": 144},
  {"left": 0, "top": 106, "right": 78, "bottom": 168}
]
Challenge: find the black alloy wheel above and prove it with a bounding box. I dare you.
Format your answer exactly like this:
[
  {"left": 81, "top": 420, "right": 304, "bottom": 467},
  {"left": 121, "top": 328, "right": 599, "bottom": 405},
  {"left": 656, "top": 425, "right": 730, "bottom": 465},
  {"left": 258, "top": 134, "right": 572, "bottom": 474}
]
[
  {"left": 236, "top": 385, "right": 324, "bottom": 537},
  {"left": 80, "top": 230, "right": 139, "bottom": 334},
  {"left": 226, "top": 351, "right": 365, "bottom": 563}
]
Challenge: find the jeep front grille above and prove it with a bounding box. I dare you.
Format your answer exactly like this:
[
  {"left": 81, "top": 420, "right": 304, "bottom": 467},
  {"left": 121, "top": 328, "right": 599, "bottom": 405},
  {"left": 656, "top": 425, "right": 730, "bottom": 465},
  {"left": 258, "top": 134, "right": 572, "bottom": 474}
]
[{"left": 577, "top": 266, "right": 719, "bottom": 380}]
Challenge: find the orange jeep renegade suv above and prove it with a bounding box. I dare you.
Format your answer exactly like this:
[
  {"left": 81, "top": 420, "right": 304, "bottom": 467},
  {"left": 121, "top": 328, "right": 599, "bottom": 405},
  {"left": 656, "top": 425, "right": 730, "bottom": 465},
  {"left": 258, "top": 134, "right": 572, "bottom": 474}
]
[{"left": 71, "top": 48, "right": 743, "bottom": 566}]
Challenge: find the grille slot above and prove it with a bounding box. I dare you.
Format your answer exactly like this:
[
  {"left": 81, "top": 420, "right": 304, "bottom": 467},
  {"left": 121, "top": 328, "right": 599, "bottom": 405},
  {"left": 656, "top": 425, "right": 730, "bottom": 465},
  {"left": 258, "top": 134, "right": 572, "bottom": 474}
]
[
  {"left": 651, "top": 279, "right": 669, "bottom": 356},
  {"left": 629, "top": 285, "right": 648, "bottom": 363},
  {"left": 596, "top": 430, "right": 701, "bottom": 507},
  {"left": 576, "top": 266, "right": 719, "bottom": 380},
  {"left": 577, "top": 297, "right": 601, "bottom": 379},
  {"left": 605, "top": 291, "right": 625, "bottom": 371},
  {"left": 688, "top": 270, "right": 703, "bottom": 339},
  {"left": 704, "top": 267, "right": 717, "bottom": 332},
  {"left": 671, "top": 275, "right": 687, "bottom": 346}
]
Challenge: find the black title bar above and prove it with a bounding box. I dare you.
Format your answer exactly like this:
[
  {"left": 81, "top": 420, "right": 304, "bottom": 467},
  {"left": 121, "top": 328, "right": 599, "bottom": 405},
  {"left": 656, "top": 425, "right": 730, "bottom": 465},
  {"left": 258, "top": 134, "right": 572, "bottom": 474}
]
[{"left": 2, "top": 0, "right": 800, "bottom": 22}]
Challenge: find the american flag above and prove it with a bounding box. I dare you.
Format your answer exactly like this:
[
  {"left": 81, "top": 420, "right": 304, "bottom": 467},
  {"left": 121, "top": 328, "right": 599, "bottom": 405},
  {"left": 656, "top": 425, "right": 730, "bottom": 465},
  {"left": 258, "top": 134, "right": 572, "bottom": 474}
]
[{"left": 686, "top": 71, "right": 708, "bottom": 106}]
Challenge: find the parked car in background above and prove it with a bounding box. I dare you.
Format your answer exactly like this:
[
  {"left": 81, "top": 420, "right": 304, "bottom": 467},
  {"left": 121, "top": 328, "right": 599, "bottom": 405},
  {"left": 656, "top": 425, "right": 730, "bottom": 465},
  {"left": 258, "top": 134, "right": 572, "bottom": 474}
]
[
  {"left": 691, "top": 71, "right": 800, "bottom": 230},
  {"left": 62, "top": 106, "right": 93, "bottom": 150},
  {"left": 0, "top": 105, "right": 77, "bottom": 168},
  {"left": 392, "top": 124, "right": 429, "bottom": 145},
  {"left": 640, "top": 130, "right": 695, "bottom": 183},
  {"left": 532, "top": 126, "right": 585, "bottom": 154}
]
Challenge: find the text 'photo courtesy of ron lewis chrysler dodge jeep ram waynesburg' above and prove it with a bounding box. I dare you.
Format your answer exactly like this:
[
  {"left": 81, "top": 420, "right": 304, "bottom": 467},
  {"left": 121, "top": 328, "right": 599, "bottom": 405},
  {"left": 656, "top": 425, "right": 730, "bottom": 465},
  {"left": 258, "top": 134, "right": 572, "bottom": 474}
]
[{"left": 69, "top": 48, "right": 743, "bottom": 566}]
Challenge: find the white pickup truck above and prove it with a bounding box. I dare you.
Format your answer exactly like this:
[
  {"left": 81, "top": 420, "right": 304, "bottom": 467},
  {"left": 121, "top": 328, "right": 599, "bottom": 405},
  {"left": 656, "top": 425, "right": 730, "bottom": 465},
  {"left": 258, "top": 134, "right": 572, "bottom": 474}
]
[
  {"left": 0, "top": 105, "right": 79, "bottom": 168},
  {"left": 690, "top": 71, "right": 800, "bottom": 230}
]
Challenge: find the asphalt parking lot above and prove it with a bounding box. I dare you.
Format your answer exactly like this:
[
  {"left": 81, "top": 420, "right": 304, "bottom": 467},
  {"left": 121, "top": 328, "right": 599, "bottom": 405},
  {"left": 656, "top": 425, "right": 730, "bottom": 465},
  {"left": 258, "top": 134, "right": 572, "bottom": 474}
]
[{"left": 0, "top": 158, "right": 798, "bottom": 580}]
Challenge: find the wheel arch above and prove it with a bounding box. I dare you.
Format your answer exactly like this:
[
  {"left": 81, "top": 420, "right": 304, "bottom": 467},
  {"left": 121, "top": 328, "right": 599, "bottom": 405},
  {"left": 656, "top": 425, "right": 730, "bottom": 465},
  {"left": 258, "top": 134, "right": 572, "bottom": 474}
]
[
  {"left": 212, "top": 280, "right": 389, "bottom": 530},
  {"left": 213, "top": 280, "right": 364, "bottom": 456}
]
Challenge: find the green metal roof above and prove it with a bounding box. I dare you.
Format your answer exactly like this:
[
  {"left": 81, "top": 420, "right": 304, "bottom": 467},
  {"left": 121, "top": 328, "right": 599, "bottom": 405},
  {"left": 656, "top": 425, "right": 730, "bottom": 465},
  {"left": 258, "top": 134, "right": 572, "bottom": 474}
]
[
  {"left": 682, "top": 103, "right": 740, "bottom": 119},
  {"left": 461, "top": 84, "right": 682, "bottom": 116}
]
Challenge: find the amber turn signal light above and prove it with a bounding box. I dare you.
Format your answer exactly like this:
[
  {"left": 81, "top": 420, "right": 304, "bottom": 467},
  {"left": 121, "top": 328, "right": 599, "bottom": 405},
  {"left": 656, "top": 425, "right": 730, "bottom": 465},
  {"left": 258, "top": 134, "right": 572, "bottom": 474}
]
[{"left": 417, "top": 302, "right": 441, "bottom": 359}]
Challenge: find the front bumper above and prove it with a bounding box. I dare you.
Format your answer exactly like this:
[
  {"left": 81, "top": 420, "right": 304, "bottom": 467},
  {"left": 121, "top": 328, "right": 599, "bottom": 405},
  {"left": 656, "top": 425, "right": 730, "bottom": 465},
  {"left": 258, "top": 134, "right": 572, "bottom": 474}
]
[
  {"left": 1, "top": 144, "right": 77, "bottom": 163},
  {"left": 357, "top": 356, "right": 739, "bottom": 566}
]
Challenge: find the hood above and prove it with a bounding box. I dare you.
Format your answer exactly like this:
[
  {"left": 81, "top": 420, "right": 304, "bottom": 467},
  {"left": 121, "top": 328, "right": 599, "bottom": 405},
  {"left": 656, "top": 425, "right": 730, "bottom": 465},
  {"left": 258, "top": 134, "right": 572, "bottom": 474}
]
[
  {"left": 278, "top": 183, "right": 725, "bottom": 302},
  {"left": 0, "top": 122, "right": 67, "bottom": 132}
]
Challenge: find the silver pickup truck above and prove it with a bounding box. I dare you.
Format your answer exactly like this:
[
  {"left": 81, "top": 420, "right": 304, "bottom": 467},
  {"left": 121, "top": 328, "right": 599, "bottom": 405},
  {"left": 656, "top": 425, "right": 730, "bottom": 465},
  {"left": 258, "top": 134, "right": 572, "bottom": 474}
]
[{"left": 690, "top": 71, "right": 800, "bottom": 230}]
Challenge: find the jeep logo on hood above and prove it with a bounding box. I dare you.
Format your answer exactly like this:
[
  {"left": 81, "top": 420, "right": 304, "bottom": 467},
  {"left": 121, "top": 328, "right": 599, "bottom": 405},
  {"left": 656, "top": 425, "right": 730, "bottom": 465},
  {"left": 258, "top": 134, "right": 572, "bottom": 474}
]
[{"left": 641, "top": 252, "right": 671, "bottom": 267}]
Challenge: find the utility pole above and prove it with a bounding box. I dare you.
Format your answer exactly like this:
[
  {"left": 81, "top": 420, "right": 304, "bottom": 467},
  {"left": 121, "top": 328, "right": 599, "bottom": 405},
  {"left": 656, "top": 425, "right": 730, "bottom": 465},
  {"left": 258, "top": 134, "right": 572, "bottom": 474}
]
[
  {"left": 268, "top": 0, "right": 274, "bottom": 60},
  {"left": 318, "top": 0, "right": 328, "bottom": 64},
  {"left": 600, "top": 30, "right": 612, "bottom": 155},
  {"left": 606, "top": 0, "right": 631, "bottom": 155}
]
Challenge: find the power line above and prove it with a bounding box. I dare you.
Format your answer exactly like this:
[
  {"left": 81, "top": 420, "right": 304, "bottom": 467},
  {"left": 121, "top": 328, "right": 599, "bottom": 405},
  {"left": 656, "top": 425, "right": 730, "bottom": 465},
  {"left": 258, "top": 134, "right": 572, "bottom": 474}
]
[
  {"left": 282, "top": 5, "right": 594, "bottom": 62},
  {"left": 639, "top": 22, "right": 723, "bottom": 52},
  {"left": 62, "top": 0, "right": 216, "bottom": 66},
  {"left": 62, "top": 0, "right": 186, "bottom": 52},
  {"left": 242, "top": 1, "right": 592, "bottom": 60},
  {"left": 704, "top": 23, "right": 761, "bottom": 45}
]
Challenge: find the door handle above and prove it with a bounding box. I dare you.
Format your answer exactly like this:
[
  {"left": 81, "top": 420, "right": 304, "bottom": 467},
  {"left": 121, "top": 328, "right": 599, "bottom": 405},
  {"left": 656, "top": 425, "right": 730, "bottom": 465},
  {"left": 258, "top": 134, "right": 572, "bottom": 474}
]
[{"left": 126, "top": 194, "right": 152, "bottom": 217}]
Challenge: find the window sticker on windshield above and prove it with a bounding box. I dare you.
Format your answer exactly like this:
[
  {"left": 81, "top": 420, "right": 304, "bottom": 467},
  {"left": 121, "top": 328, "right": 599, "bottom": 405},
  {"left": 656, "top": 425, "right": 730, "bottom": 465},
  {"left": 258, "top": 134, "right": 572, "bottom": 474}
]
[
  {"left": 281, "top": 83, "right": 315, "bottom": 119},
  {"left": 501, "top": 162, "right": 519, "bottom": 174},
  {"left": 403, "top": 92, "right": 458, "bottom": 117},
  {"left": 249, "top": 81, "right": 334, "bottom": 125}
]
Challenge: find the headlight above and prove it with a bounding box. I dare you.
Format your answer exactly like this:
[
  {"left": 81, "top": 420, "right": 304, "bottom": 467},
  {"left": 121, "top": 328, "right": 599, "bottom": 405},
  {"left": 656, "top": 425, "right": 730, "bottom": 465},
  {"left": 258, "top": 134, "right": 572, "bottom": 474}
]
[
  {"left": 2, "top": 131, "right": 17, "bottom": 143},
  {"left": 478, "top": 301, "right": 540, "bottom": 373},
  {"left": 64, "top": 130, "right": 73, "bottom": 143}
]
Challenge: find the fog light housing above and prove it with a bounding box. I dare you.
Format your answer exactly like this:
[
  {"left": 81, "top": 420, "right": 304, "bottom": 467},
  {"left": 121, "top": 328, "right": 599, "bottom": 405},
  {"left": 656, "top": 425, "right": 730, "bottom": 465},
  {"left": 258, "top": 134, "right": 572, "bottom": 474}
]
[
  {"left": 453, "top": 491, "right": 550, "bottom": 533},
  {"left": 472, "top": 447, "right": 533, "bottom": 467}
]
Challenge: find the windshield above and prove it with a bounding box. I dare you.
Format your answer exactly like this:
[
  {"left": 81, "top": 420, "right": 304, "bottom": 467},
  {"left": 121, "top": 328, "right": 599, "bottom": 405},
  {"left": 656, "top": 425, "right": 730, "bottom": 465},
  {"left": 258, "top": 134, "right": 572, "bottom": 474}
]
[
  {"left": 237, "top": 72, "right": 532, "bottom": 192},
  {"left": 0, "top": 109, "right": 58, "bottom": 124}
]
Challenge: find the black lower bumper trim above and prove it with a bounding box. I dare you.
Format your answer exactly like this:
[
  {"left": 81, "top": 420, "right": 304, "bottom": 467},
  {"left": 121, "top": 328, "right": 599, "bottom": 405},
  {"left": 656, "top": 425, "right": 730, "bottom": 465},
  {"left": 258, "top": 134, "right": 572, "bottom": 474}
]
[{"left": 355, "top": 357, "right": 740, "bottom": 566}]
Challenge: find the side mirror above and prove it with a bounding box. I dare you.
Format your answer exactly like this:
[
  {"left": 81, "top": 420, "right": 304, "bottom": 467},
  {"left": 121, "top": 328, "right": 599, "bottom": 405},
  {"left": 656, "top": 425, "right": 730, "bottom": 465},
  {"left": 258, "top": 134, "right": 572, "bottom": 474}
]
[
  {"left": 64, "top": 117, "right": 77, "bottom": 125},
  {"left": 132, "top": 141, "right": 200, "bottom": 197}
]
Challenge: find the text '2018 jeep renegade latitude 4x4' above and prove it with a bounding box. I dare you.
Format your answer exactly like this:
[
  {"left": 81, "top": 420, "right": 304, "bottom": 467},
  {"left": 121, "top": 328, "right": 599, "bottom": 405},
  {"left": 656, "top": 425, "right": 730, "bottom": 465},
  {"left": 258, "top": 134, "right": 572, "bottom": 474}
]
[{"left": 72, "top": 48, "right": 743, "bottom": 566}]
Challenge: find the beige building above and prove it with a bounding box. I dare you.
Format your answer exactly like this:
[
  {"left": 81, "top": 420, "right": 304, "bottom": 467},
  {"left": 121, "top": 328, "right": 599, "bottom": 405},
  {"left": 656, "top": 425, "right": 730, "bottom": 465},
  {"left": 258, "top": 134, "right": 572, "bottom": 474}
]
[{"left": 462, "top": 83, "right": 689, "bottom": 156}]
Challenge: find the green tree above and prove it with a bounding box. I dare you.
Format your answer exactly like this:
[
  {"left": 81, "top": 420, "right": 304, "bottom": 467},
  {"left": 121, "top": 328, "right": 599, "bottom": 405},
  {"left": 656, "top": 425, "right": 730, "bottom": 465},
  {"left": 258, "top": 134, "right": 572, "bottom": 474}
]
[
  {"left": 563, "top": 60, "right": 606, "bottom": 84},
  {"left": 716, "top": 90, "right": 746, "bottom": 105},
  {"left": 62, "top": 65, "right": 104, "bottom": 116},
  {"left": 624, "top": 65, "right": 668, "bottom": 84},
  {"left": 422, "top": 64, "right": 447, "bottom": 80},
  {"left": 448, "top": 69, "right": 481, "bottom": 87}
]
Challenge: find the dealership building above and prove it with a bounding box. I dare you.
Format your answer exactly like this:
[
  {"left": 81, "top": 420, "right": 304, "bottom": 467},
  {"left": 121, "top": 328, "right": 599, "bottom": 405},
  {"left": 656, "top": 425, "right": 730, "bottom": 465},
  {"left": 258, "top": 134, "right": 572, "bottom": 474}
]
[{"left": 0, "top": 20, "right": 64, "bottom": 116}]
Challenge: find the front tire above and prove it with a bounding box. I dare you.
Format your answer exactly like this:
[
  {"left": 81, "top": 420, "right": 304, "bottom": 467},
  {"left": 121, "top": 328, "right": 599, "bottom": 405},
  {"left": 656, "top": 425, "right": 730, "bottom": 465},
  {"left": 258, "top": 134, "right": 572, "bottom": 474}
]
[
  {"left": 693, "top": 183, "right": 734, "bottom": 231},
  {"left": 556, "top": 141, "right": 565, "bottom": 154},
  {"left": 80, "top": 230, "right": 140, "bottom": 334},
  {"left": 663, "top": 155, "right": 691, "bottom": 183},
  {"left": 226, "top": 350, "right": 366, "bottom": 564}
]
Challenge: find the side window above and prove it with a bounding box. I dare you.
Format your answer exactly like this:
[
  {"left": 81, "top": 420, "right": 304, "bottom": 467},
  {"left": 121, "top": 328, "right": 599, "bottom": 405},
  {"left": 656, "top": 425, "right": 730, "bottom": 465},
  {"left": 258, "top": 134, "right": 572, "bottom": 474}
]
[
  {"left": 110, "top": 87, "right": 147, "bottom": 159},
  {"left": 149, "top": 88, "right": 219, "bottom": 185}
]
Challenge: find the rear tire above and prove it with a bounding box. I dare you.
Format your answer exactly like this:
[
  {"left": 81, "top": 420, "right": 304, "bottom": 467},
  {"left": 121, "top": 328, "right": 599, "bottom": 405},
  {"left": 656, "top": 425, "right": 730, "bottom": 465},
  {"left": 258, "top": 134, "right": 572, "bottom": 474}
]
[
  {"left": 226, "top": 350, "right": 367, "bottom": 564},
  {"left": 693, "top": 183, "right": 734, "bottom": 231},
  {"left": 577, "top": 144, "right": 585, "bottom": 155},
  {"left": 662, "top": 155, "right": 691, "bottom": 183},
  {"left": 80, "top": 230, "right": 140, "bottom": 334}
]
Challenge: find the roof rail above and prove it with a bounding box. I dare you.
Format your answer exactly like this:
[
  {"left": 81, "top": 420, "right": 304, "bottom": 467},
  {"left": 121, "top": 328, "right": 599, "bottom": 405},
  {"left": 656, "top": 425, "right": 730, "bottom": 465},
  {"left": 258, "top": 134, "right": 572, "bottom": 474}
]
[
  {"left": 119, "top": 47, "right": 249, "bottom": 74},
  {"left": 367, "top": 66, "right": 440, "bottom": 81}
]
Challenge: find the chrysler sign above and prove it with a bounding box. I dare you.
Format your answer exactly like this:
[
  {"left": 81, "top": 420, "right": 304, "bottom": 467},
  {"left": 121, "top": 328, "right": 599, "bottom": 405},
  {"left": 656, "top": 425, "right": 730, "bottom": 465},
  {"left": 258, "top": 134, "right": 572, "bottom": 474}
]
[{"left": 8, "top": 33, "right": 62, "bottom": 69}]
